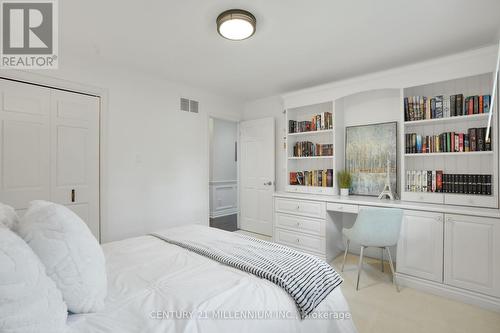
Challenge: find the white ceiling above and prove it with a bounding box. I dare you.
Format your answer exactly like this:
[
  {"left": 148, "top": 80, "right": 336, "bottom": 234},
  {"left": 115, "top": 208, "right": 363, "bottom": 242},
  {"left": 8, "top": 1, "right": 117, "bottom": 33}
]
[{"left": 62, "top": 0, "right": 500, "bottom": 101}]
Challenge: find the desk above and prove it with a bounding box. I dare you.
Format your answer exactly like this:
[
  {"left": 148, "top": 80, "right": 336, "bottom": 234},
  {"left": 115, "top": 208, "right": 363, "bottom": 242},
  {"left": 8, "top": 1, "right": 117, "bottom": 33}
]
[{"left": 273, "top": 191, "right": 500, "bottom": 313}]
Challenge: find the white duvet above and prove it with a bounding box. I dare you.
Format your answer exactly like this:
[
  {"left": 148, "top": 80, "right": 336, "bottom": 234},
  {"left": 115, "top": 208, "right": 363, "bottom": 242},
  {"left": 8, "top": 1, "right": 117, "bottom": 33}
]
[{"left": 68, "top": 233, "right": 357, "bottom": 333}]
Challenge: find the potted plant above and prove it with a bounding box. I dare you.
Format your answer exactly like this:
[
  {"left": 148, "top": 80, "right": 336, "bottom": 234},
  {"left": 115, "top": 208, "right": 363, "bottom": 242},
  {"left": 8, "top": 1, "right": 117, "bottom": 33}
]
[{"left": 337, "top": 170, "right": 352, "bottom": 196}]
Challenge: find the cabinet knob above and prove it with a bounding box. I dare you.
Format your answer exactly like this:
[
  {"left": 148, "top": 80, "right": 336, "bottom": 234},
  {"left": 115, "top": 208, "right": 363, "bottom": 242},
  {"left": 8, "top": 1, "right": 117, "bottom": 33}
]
[
  {"left": 296, "top": 222, "right": 300, "bottom": 227},
  {"left": 435, "top": 216, "right": 442, "bottom": 222},
  {"left": 296, "top": 238, "right": 300, "bottom": 243},
  {"left": 296, "top": 205, "right": 300, "bottom": 210}
]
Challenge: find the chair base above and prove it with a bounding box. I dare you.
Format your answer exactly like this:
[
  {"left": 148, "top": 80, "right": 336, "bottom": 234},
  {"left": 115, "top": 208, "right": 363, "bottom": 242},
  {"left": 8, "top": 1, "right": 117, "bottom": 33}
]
[{"left": 341, "top": 244, "right": 400, "bottom": 292}]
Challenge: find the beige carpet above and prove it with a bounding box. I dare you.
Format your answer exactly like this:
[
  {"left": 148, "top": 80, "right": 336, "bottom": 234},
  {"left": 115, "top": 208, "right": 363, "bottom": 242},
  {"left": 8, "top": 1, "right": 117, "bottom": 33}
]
[
  {"left": 333, "top": 253, "right": 500, "bottom": 333},
  {"left": 233, "top": 230, "right": 500, "bottom": 333}
]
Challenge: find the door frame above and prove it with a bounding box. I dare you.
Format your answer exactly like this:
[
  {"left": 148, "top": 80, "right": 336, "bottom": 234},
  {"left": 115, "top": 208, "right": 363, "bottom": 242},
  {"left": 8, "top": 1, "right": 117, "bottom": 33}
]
[
  {"left": 206, "top": 113, "right": 241, "bottom": 229},
  {"left": 0, "top": 69, "right": 108, "bottom": 243}
]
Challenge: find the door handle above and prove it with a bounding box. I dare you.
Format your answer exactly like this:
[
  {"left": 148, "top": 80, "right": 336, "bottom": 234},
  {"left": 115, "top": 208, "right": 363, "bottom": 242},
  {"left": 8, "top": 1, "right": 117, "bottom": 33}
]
[
  {"left": 264, "top": 181, "right": 273, "bottom": 186},
  {"left": 71, "top": 189, "right": 75, "bottom": 203}
]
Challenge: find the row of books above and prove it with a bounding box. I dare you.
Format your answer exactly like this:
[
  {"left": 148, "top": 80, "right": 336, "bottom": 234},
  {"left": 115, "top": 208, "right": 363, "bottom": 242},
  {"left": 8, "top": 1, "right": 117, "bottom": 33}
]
[
  {"left": 406, "top": 170, "right": 492, "bottom": 195},
  {"left": 405, "top": 127, "right": 492, "bottom": 154},
  {"left": 289, "top": 169, "right": 333, "bottom": 187},
  {"left": 288, "top": 112, "right": 333, "bottom": 133},
  {"left": 293, "top": 141, "right": 333, "bottom": 157},
  {"left": 404, "top": 94, "right": 491, "bottom": 121}
]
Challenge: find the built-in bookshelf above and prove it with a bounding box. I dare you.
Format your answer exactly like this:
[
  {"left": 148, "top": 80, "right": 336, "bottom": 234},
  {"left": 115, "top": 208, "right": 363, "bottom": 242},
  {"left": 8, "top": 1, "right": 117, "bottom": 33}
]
[
  {"left": 285, "top": 101, "right": 338, "bottom": 195},
  {"left": 401, "top": 72, "right": 499, "bottom": 209}
]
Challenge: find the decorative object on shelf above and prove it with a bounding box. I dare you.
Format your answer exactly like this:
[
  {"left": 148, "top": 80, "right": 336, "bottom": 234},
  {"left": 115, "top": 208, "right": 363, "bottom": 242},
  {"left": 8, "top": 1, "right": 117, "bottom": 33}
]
[
  {"left": 337, "top": 170, "right": 352, "bottom": 196},
  {"left": 378, "top": 158, "right": 397, "bottom": 200},
  {"left": 346, "top": 122, "right": 397, "bottom": 196}
]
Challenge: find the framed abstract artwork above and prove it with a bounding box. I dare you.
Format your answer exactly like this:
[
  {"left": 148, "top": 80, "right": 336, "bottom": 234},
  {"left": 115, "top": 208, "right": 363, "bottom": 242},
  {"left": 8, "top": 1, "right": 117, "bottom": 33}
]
[{"left": 345, "top": 122, "right": 397, "bottom": 196}]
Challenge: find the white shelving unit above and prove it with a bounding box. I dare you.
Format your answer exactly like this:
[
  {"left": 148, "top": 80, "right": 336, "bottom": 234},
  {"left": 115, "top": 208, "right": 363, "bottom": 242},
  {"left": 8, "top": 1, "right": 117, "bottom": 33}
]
[
  {"left": 401, "top": 72, "right": 499, "bottom": 209},
  {"left": 285, "top": 101, "right": 339, "bottom": 195}
]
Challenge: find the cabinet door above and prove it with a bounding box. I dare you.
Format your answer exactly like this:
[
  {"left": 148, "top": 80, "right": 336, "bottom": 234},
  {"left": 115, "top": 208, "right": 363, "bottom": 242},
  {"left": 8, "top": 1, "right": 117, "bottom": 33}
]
[
  {"left": 397, "top": 210, "right": 444, "bottom": 282},
  {"left": 444, "top": 214, "right": 500, "bottom": 297},
  {"left": 0, "top": 79, "right": 51, "bottom": 209},
  {"left": 50, "top": 90, "right": 100, "bottom": 240}
]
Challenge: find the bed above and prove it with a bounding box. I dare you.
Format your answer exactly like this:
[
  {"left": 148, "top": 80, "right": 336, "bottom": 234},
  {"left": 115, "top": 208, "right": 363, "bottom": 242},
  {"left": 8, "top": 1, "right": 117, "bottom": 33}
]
[{"left": 67, "top": 229, "right": 357, "bottom": 333}]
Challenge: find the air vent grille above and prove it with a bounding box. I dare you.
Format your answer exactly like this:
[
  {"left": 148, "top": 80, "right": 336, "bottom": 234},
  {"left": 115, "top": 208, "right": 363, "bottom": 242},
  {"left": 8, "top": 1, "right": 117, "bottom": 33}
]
[
  {"left": 180, "top": 98, "right": 190, "bottom": 112},
  {"left": 180, "top": 97, "right": 199, "bottom": 113},
  {"left": 189, "top": 100, "right": 199, "bottom": 113}
]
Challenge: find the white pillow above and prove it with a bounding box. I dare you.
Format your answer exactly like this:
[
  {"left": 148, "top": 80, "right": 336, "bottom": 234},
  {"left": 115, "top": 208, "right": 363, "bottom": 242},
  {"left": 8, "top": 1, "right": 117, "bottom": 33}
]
[
  {"left": 16, "top": 200, "right": 107, "bottom": 314},
  {"left": 0, "top": 202, "right": 19, "bottom": 229},
  {"left": 0, "top": 225, "right": 68, "bottom": 332}
]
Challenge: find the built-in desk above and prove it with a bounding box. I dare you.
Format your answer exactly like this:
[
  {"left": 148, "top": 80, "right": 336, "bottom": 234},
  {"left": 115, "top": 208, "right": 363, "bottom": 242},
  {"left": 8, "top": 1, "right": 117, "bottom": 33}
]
[{"left": 273, "top": 191, "right": 500, "bottom": 313}]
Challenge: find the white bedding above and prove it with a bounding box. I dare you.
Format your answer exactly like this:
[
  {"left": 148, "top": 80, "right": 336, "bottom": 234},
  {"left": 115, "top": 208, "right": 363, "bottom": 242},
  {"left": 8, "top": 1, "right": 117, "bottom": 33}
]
[{"left": 68, "top": 233, "right": 357, "bottom": 333}]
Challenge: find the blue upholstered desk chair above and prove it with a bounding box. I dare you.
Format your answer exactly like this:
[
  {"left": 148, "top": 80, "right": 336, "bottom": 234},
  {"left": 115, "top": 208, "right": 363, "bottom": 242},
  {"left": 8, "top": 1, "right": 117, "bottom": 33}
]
[{"left": 341, "top": 207, "right": 404, "bottom": 291}]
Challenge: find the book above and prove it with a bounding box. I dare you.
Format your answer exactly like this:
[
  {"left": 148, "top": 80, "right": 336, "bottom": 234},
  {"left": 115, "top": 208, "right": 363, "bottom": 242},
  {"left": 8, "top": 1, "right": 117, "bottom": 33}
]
[
  {"left": 477, "top": 127, "right": 485, "bottom": 151},
  {"left": 456, "top": 94, "right": 464, "bottom": 116},
  {"left": 473, "top": 96, "right": 479, "bottom": 114},
  {"left": 484, "top": 95, "right": 491, "bottom": 113},
  {"left": 484, "top": 128, "right": 493, "bottom": 151},
  {"left": 436, "top": 171, "right": 443, "bottom": 192},
  {"left": 435, "top": 96, "right": 443, "bottom": 118},
  {"left": 468, "top": 97, "right": 474, "bottom": 115},
  {"left": 443, "top": 96, "right": 450, "bottom": 118},
  {"left": 450, "top": 95, "right": 456, "bottom": 117}
]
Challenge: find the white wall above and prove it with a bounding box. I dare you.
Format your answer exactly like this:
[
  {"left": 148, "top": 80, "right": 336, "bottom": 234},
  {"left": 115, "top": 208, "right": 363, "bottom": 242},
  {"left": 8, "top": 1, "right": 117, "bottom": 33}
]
[
  {"left": 14, "top": 57, "right": 243, "bottom": 242},
  {"left": 243, "top": 96, "right": 285, "bottom": 190},
  {"left": 209, "top": 118, "right": 237, "bottom": 182}
]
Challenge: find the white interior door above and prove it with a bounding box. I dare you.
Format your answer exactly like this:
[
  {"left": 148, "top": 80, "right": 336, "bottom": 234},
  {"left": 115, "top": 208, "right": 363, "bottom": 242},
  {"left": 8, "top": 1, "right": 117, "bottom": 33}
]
[
  {"left": 0, "top": 79, "right": 51, "bottom": 210},
  {"left": 50, "top": 90, "right": 100, "bottom": 240},
  {"left": 240, "top": 117, "right": 275, "bottom": 236}
]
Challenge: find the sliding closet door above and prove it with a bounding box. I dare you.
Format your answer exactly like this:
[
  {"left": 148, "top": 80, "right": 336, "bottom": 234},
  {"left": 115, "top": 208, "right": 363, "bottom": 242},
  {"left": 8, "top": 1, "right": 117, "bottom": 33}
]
[
  {"left": 50, "top": 90, "right": 100, "bottom": 240},
  {"left": 0, "top": 79, "right": 51, "bottom": 210}
]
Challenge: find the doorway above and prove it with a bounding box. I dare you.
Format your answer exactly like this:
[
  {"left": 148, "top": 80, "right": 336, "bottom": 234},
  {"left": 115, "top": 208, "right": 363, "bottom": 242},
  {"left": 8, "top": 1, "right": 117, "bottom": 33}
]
[{"left": 209, "top": 117, "right": 239, "bottom": 231}]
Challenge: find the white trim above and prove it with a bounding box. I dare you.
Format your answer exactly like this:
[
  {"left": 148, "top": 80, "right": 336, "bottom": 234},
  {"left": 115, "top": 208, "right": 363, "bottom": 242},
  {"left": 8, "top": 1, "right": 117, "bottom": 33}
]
[
  {"left": 396, "top": 273, "right": 500, "bottom": 313},
  {"left": 206, "top": 115, "right": 240, "bottom": 228},
  {"left": 282, "top": 44, "right": 498, "bottom": 109},
  {"left": 210, "top": 208, "right": 239, "bottom": 219},
  {"left": 209, "top": 180, "right": 238, "bottom": 185},
  {"left": 0, "top": 69, "right": 109, "bottom": 243}
]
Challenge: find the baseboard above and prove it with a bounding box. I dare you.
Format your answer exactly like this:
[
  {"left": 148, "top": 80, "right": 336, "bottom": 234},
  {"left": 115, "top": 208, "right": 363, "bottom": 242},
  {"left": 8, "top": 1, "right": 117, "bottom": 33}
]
[
  {"left": 209, "top": 208, "right": 238, "bottom": 219},
  {"left": 396, "top": 273, "right": 500, "bottom": 313}
]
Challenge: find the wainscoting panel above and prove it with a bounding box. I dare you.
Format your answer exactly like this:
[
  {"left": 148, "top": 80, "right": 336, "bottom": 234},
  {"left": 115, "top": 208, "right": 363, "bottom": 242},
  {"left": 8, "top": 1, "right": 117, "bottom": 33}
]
[{"left": 209, "top": 180, "right": 238, "bottom": 218}]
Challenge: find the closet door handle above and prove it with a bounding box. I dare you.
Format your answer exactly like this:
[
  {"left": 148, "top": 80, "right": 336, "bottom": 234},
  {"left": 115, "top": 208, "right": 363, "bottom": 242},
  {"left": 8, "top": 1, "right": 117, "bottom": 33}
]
[{"left": 71, "top": 189, "right": 75, "bottom": 203}]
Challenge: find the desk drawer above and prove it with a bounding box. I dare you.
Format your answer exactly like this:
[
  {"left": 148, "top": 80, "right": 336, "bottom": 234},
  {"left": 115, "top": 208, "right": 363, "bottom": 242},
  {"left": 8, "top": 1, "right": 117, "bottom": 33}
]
[
  {"left": 275, "top": 198, "right": 326, "bottom": 218},
  {"left": 274, "top": 228, "right": 325, "bottom": 255},
  {"left": 275, "top": 213, "right": 325, "bottom": 237},
  {"left": 326, "top": 202, "right": 359, "bottom": 214}
]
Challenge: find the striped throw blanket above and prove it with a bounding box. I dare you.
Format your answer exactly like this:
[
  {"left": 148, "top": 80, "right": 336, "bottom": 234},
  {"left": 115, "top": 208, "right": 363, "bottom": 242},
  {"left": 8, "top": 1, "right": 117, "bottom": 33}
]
[{"left": 151, "top": 225, "right": 343, "bottom": 318}]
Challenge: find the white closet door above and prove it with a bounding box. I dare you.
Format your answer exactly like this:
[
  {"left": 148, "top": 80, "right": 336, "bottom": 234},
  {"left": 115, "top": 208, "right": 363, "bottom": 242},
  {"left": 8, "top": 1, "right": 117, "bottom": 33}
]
[
  {"left": 50, "top": 90, "right": 100, "bottom": 240},
  {"left": 0, "top": 79, "right": 51, "bottom": 210}
]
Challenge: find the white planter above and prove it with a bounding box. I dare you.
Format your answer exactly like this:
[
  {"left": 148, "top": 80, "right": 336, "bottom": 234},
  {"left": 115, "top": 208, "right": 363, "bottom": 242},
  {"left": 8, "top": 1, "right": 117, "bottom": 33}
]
[{"left": 340, "top": 188, "right": 349, "bottom": 196}]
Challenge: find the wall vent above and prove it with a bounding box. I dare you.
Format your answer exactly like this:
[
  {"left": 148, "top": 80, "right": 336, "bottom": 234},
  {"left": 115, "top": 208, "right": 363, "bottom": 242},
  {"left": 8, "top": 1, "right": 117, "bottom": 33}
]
[
  {"left": 180, "top": 97, "right": 199, "bottom": 113},
  {"left": 189, "top": 100, "right": 199, "bottom": 113},
  {"left": 180, "top": 98, "right": 190, "bottom": 112}
]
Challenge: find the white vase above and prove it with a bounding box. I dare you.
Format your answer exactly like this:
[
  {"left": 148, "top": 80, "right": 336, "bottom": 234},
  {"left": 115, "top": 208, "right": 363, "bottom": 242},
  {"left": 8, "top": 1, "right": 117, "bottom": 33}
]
[{"left": 340, "top": 188, "right": 349, "bottom": 196}]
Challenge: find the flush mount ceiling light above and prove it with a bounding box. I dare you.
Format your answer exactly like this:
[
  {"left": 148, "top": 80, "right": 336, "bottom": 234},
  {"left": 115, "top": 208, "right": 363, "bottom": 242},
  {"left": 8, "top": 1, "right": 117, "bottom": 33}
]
[{"left": 217, "top": 9, "right": 256, "bottom": 41}]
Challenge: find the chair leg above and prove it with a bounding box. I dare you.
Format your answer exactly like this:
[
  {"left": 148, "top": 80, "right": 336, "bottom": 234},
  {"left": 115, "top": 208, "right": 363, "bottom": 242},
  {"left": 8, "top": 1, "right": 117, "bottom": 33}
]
[
  {"left": 381, "top": 247, "right": 384, "bottom": 272},
  {"left": 341, "top": 239, "right": 350, "bottom": 272},
  {"left": 356, "top": 246, "right": 365, "bottom": 291},
  {"left": 385, "top": 247, "right": 400, "bottom": 292}
]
